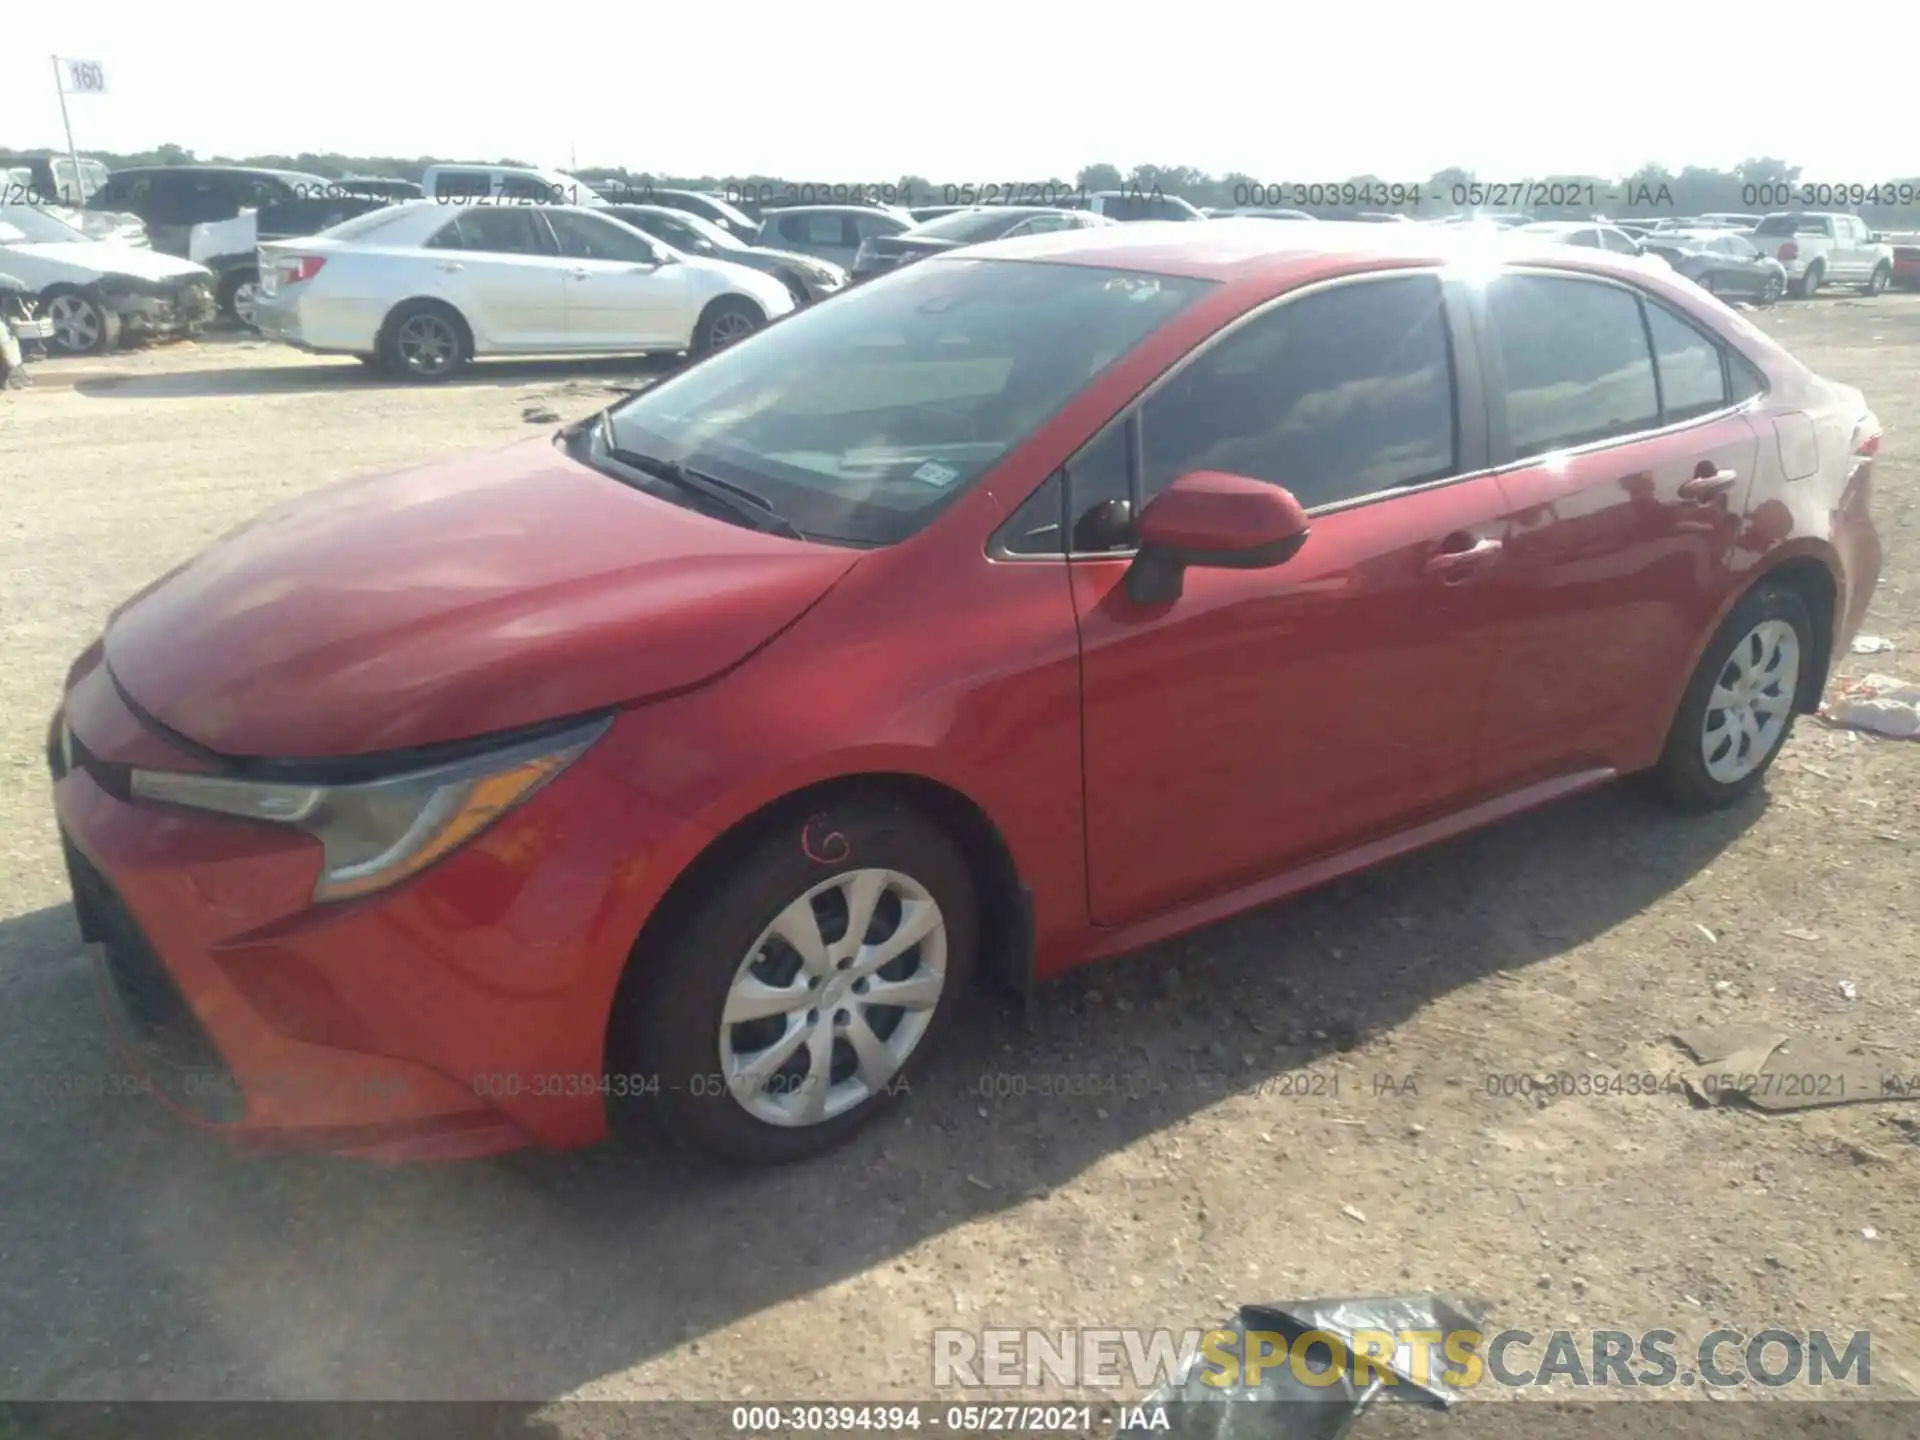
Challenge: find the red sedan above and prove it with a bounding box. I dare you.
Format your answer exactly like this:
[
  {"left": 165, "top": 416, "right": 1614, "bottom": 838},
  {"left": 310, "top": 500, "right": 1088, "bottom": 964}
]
[{"left": 49, "top": 222, "right": 1882, "bottom": 1164}]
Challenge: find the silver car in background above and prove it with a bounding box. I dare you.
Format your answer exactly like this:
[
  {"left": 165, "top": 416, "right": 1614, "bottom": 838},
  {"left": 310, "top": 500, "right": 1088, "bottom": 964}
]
[
  {"left": 599, "top": 204, "right": 848, "bottom": 304},
  {"left": 753, "top": 205, "right": 913, "bottom": 270},
  {"left": 252, "top": 200, "right": 796, "bottom": 380}
]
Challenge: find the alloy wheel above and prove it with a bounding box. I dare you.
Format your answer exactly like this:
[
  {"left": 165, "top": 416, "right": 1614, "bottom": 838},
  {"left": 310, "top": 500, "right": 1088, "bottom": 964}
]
[
  {"left": 719, "top": 868, "right": 947, "bottom": 1127},
  {"left": 46, "top": 293, "right": 103, "bottom": 354},
  {"left": 231, "top": 280, "right": 258, "bottom": 328},
  {"left": 1701, "top": 618, "right": 1800, "bottom": 784},
  {"left": 396, "top": 312, "right": 457, "bottom": 375},
  {"left": 708, "top": 309, "right": 757, "bottom": 349},
  {"left": 1761, "top": 275, "right": 1784, "bottom": 304}
]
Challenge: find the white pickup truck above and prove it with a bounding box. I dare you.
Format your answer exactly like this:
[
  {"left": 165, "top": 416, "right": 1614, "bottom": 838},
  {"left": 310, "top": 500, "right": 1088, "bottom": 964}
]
[{"left": 1750, "top": 211, "right": 1895, "bottom": 297}]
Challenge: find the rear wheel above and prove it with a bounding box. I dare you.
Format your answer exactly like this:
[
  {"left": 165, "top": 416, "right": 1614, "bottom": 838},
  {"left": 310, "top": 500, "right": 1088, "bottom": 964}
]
[
  {"left": 379, "top": 300, "right": 469, "bottom": 381},
  {"left": 690, "top": 296, "right": 765, "bottom": 358},
  {"left": 1863, "top": 262, "right": 1891, "bottom": 296},
  {"left": 1651, "top": 584, "right": 1812, "bottom": 811},
  {"left": 218, "top": 269, "right": 260, "bottom": 330},
  {"left": 1795, "top": 262, "right": 1824, "bottom": 298},
  {"left": 612, "top": 796, "right": 978, "bottom": 1163}
]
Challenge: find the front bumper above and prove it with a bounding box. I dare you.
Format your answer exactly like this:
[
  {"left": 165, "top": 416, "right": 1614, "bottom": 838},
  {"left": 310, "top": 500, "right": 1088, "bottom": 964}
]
[
  {"left": 49, "top": 660, "right": 700, "bottom": 1160},
  {"left": 100, "top": 276, "right": 216, "bottom": 338},
  {"left": 10, "top": 316, "right": 56, "bottom": 340}
]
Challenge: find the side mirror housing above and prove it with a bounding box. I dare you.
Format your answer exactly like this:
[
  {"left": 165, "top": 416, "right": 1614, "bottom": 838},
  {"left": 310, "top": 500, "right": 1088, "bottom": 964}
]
[{"left": 1126, "top": 470, "right": 1311, "bottom": 605}]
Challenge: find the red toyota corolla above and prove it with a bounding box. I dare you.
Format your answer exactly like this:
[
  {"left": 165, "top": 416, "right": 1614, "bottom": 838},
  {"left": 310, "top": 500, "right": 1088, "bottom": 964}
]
[{"left": 49, "top": 222, "right": 1882, "bottom": 1164}]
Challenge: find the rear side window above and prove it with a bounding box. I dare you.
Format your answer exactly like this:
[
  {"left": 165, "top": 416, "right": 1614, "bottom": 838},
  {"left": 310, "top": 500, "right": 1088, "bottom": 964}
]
[
  {"left": 1643, "top": 303, "right": 1728, "bottom": 421},
  {"left": 1599, "top": 228, "right": 1639, "bottom": 254},
  {"left": 1138, "top": 274, "right": 1457, "bottom": 510},
  {"left": 1486, "top": 275, "right": 1659, "bottom": 455},
  {"left": 1567, "top": 229, "right": 1601, "bottom": 247}
]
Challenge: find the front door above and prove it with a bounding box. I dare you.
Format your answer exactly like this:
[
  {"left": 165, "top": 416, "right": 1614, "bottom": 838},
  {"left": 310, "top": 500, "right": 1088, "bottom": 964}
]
[
  {"left": 1468, "top": 271, "right": 1763, "bottom": 790},
  {"left": 542, "top": 209, "right": 686, "bottom": 348},
  {"left": 1071, "top": 273, "right": 1510, "bottom": 924}
]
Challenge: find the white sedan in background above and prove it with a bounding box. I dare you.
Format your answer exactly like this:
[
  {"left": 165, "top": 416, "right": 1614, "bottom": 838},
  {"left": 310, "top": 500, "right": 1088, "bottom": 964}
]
[{"left": 254, "top": 200, "right": 798, "bottom": 380}]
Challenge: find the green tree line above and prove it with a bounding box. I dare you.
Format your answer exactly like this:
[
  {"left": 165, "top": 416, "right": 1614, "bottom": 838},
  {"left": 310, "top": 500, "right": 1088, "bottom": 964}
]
[{"left": 13, "top": 145, "right": 1920, "bottom": 228}]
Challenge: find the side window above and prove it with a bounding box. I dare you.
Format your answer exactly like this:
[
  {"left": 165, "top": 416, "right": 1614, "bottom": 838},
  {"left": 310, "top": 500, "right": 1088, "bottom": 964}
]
[
  {"left": 1065, "top": 417, "right": 1136, "bottom": 552},
  {"left": 432, "top": 170, "right": 493, "bottom": 201},
  {"left": 653, "top": 215, "right": 707, "bottom": 251},
  {"left": 499, "top": 173, "right": 557, "bottom": 203},
  {"left": 995, "top": 473, "right": 1066, "bottom": 556},
  {"left": 775, "top": 212, "right": 809, "bottom": 244},
  {"left": 1728, "top": 352, "right": 1766, "bottom": 403},
  {"left": 805, "top": 214, "right": 852, "bottom": 246},
  {"left": 434, "top": 207, "right": 549, "bottom": 255},
  {"left": 1485, "top": 275, "right": 1660, "bottom": 456},
  {"left": 1643, "top": 302, "right": 1728, "bottom": 421},
  {"left": 546, "top": 210, "right": 656, "bottom": 262},
  {"left": 1600, "top": 228, "right": 1638, "bottom": 254},
  {"left": 1567, "top": 229, "right": 1602, "bottom": 248},
  {"left": 1136, "top": 275, "right": 1457, "bottom": 511},
  {"left": 852, "top": 213, "right": 899, "bottom": 240}
]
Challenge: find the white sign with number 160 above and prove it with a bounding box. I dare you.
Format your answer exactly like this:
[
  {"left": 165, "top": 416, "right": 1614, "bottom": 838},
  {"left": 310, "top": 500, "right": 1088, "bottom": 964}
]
[{"left": 62, "top": 59, "right": 107, "bottom": 94}]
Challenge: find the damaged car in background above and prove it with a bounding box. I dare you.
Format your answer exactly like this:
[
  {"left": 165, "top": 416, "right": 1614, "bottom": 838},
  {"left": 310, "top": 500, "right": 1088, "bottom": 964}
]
[
  {"left": 190, "top": 193, "right": 398, "bottom": 328},
  {"left": 1, "top": 270, "right": 56, "bottom": 387},
  {"left": 0, "top": 205, "right": 214, "bottom": 355}
]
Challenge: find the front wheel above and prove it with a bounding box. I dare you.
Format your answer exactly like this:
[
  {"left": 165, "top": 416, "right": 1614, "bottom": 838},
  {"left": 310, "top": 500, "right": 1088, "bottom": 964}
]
[
  {"left": 1863, "top": 263, "right": 1891, "bottom": 296},
  {"left": 613, "top": 797, "right": 978, "bottom": 1163},
  {"left": 691, "top": 296, "right": 765, "bottom": 358},
  {"left": 42, "top": 287, "right": 119, "bottom": 356},
  {"left": 1651, "top": 584, "right": 1812, "bottom": 811},
  {"left": 1759, "top": 273, "right": 1785, "bottom": 305},
  {"left": 1795, "top": 263, "right": 1823, "bottom": 298}
]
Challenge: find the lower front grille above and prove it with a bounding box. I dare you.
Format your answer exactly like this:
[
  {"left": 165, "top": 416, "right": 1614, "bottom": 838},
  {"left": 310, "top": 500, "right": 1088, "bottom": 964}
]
[{"left": 63, "top": 838, "right": 245, "bottom": 1123}]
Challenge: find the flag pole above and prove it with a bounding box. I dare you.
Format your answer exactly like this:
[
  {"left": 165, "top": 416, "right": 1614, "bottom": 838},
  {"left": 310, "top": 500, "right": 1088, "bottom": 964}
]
[{"left": 51, "top": 56, "right": 85, "bottom": 203}]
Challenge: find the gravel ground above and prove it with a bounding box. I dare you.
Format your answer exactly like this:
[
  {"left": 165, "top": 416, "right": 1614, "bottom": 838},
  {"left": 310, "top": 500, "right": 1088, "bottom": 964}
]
[{"left": 1, "top": 303, "right": 1916, "bottom": 1431}]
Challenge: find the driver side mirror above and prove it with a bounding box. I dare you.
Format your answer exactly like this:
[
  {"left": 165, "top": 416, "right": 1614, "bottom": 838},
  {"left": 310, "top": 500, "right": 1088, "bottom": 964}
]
[{"left": 1125, "top": 470, "right": 1311, "bottom": 605}]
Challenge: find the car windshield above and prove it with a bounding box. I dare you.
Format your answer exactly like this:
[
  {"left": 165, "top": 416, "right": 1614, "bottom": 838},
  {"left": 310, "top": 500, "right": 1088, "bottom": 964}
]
[
  {"left": 0, "top": 204, "right": 90, "bottom": 243},
  {"left": 318, "top": 206, "right": 410, "bottom": 242},
  {"left": 907, "top": 210, "right": 1024, "bottom": 242},
  {"left": 602, "top": 257, "right": 1213, "bottom": 546}
]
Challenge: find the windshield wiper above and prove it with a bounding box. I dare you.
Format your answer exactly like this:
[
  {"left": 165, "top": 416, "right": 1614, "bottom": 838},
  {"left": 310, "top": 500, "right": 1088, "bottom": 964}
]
[{"left": 593, "top": 411, "right": 806, "bottom": 541}]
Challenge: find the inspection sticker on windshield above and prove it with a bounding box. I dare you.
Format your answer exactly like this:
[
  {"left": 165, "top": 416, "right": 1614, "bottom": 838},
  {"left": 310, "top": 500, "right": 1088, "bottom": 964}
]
[{"left": 912, "top": 461, "right": 961, "bottom": 488}]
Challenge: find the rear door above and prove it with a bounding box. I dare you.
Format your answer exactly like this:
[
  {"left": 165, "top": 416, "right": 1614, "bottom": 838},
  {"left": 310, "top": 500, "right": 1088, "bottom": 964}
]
[
  {"left": 541, "top": 209, "right": 689, "bottom": 348},
  {"left": 419, "top": 207, "right": 567, "bottom": 350},
  {"left": 1072, "top": 272, "right": 1511, "bottom": 923},
  {"left": 1469, "top": 270, "right": 1763, "bottom": 791}
]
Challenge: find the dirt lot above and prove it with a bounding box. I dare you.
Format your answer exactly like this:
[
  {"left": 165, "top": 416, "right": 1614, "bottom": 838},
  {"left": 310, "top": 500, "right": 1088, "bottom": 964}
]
[{"left": 1, "top": 301, "right": 1916, "bottom": 1433}]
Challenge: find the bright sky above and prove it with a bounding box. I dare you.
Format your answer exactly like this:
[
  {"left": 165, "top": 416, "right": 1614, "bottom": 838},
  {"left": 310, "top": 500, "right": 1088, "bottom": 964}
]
[{"left": 7, "top": 1, "right": 1914, "bottom": 183}]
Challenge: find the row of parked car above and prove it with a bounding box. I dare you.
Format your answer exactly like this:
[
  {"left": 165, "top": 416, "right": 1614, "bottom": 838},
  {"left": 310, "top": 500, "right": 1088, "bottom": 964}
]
[{"left": 3, "top": 157, "right": 1918, "bottom": 372}]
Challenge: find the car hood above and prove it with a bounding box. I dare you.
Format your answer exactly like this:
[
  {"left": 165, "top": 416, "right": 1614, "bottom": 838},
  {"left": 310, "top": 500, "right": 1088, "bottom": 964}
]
[
  {"left": 7, "top": 240, "right": 208, "bottom": 282},
  {"left": 103, "top": 437, "right": 861, "bottom": 758},
  {"left": 681, "top": 254, "right": 794, "bottom": 310}
]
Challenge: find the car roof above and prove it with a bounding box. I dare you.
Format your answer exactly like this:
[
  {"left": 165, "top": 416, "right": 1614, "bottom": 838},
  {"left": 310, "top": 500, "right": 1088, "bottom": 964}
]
[
  {"left": 111, "top": 164, "right": 324, "bottom": 182},
  {"left": 761, "top": 204, "right": 901, "bottom": 216},
  {"left": 959, "top": 217, "right": 1673, "bottom": 284}
]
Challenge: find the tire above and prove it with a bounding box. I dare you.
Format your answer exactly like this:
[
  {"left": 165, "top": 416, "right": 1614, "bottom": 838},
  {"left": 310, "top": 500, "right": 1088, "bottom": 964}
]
[
  {"left": 1795, "top": 262, "right": 1823, "bottom": 298},
  {"left": 1760, "top": 273, "right": 1785, "bottom": 305},
  {"left": 1863, "top": 262, "right": 1891, "bottom": 296},
  {"left": 774, "top": 270, "right": 810, "bottom": 307},
  {"left": 41, "top": 286, "right": 119, "bottom": 356},
  {"left": 1698, "top": 272, "right": 1717, "bottom": 295},
  {"left": 218, "top": 269, "right": 260, "bottom": 330},
  {"left": 691, "top": 295, "right": 765, "bottom": 358},
  {"left": 1651, "top": 584, "right": 1813, "bottom": 811},
  {"left": 614, "top": 796, "right": 979, "bottom": 1164},
  {"left": 379, "top": 299, "right": 470, "bottom": 381}
]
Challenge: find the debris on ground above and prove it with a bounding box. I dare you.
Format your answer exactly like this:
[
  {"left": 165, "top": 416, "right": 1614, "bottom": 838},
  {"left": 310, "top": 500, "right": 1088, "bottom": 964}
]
[
  {"left": 1820, "top": 673, "right": 1920, "bottom": 738},
  {"left": 521, "top": 406, "right": 562, "bottom": 424},
  {"left": 1671, "top": 1028, "right": 1918, "bottom": 1112},
  {"left": 1120, "top": 1295, "right": 1489, "bottom": 1438},
  {"left": 1850, "top": 634, "right": 1897, "bottom": 655}
]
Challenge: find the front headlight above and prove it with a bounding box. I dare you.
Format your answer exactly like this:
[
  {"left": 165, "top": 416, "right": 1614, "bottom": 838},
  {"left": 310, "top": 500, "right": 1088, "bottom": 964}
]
[{"left": 130, "top": 717, "right": 609, "bottom": 902}]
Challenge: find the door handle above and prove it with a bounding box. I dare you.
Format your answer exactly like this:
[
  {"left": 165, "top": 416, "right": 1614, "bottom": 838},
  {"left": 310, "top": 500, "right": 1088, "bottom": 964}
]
[
  {"left": 1423, "top": 536, "right": 1502, "bottom": 576},
  {"left": 1679, "top": 465, "right": 1739, "bottom": 500},
  {"left": 569, "top": 269, "right": 592, "bottom": 280},
  {"left": 436, "top": 262, "right": 464, "bottom": 273}
]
